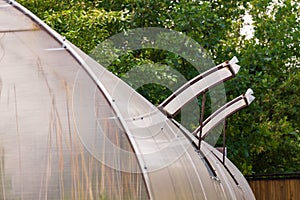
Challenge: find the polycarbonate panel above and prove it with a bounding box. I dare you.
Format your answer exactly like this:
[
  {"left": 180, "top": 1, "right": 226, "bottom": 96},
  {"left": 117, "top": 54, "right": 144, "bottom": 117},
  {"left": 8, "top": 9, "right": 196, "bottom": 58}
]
[
  {"left": 203, "top": 142, "right": 256, "bottom": 200},
  {"left": 0, "top": 5, "right": 38, "bottom": 32},
  {"left": 196, "top": 96, "right": 247, "bottom": 139},
  {"left": 159, "top": 57, "right": 240, "bottom": 117},
  {"left": 161, "top": 67, "right": 233, "bottom": 116},
  {"left": 0, "top": 2, "right": 148, "bottom": 199}
]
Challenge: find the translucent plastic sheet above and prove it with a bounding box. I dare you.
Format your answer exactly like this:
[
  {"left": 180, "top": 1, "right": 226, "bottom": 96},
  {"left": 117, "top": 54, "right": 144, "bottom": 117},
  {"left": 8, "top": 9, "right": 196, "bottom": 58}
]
[
  {"left": 160, "top": 57, "right": 240, "bottom": 117},
  {"left": 0, "top": 5, "right": 37, "bottom": 32},
  {"left": 0, "top": 3, "right": 148, "bottom": 199}
]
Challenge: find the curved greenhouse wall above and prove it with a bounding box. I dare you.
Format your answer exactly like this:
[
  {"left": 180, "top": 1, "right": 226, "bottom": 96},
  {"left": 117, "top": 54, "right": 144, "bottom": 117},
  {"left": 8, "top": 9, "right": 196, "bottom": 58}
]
[
  {"left": 0, "top": 1, "right": 255, "bottom": 199},
  {"left": 0, "top": 1, "right": 148, "bottom": 199}
]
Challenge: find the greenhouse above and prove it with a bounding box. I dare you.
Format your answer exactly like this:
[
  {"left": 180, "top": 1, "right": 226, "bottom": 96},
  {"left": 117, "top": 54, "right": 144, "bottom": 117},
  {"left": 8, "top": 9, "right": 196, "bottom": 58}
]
[{"left": 0, "top": 0, "right": 255, "bottom": 199}]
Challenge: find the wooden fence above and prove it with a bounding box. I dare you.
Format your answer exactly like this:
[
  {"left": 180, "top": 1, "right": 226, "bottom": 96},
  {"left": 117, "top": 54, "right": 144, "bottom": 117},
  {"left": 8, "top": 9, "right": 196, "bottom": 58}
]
[{"left": 246, "top": 173, "right": 300, "bottom": 200}]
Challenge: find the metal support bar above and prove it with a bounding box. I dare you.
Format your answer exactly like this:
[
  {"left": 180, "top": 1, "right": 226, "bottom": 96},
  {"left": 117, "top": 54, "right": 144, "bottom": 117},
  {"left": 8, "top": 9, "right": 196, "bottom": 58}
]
[
  {"left": 198, "top": 92, "right": 206, "bottom": 150},
  {"left": 222, "top": 119, "right": 226, "bottom": 165}
]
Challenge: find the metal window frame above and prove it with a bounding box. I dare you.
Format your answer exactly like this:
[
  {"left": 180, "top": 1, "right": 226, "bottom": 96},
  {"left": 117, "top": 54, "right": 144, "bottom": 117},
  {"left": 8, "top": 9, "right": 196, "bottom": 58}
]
[
  {"left": 193, "top": 89, "right": 255, "bottom": 151},
  {"left": 158, "top": 56, "right": 240, "bottom": 117}
]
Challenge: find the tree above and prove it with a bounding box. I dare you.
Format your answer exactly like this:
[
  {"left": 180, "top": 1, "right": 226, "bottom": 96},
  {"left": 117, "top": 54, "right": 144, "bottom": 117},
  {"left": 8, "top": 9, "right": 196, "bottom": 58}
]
[
  {"left": 18, "top": 0, "right": 299, "bottom": 175},
  {"left": 225, "top": 0, "right": 300, "bottom": 174}
]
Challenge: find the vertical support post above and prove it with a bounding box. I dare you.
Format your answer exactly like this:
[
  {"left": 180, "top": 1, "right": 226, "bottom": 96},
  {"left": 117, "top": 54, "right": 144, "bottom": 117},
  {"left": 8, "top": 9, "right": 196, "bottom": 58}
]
[
  {"left": 198, "top": 92, "right": 206, "bottom": 150},
  {"left": 222, "top": 119, "right": 226, "bottom": 165}
]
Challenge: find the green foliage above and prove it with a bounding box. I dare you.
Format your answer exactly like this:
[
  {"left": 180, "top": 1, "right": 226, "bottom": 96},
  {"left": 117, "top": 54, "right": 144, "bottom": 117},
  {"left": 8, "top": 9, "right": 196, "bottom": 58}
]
[
  {"left": 18, "top": 0, "right": 131, "bottom": 52},
  {"left": 225, "top": 1, "right": 299, "bottom": 175},
  {"left": 18, "top": 0, "right": 300, "bottom": 175}
]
